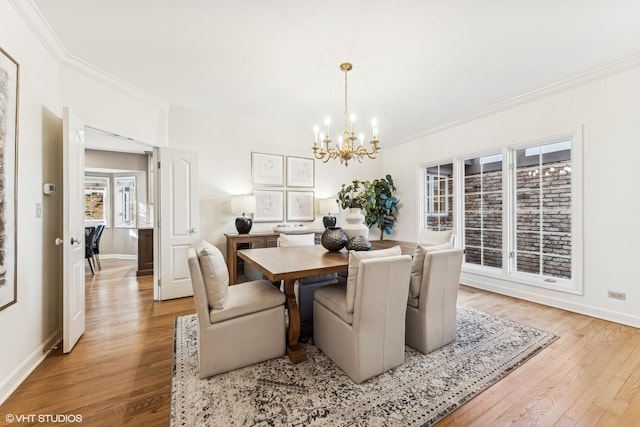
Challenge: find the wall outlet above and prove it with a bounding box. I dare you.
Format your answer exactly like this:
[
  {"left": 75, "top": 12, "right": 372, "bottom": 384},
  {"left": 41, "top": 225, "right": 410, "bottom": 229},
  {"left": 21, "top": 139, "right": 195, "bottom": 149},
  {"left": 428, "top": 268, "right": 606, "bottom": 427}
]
[{"left": 608, "top": 291, "right": 626, "bottom": 301}]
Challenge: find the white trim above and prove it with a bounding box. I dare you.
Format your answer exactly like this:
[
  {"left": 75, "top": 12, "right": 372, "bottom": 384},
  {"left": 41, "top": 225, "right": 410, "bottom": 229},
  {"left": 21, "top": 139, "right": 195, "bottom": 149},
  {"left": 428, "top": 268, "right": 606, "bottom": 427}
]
[
  {"left": 100, "top": 254, "right": 137, "bottom": 260},
  {"left": 9, "top": 0, "right": 170, "bottom": 114},
  {"left": 396, "top": 54, "right": 640, "bottom": 146},
  {"left": 460, "top": 274, "right": 640, "bottom": 329},
  {"left": 0, "top": 329, "right": 60, "bottom": 405}
]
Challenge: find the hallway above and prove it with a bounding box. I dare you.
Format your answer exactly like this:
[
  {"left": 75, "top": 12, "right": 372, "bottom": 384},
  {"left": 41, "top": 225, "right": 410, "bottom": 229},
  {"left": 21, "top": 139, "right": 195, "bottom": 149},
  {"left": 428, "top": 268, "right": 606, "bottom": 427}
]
[{"left": 1, "top": 259, "right": 194, "bottom": 425}]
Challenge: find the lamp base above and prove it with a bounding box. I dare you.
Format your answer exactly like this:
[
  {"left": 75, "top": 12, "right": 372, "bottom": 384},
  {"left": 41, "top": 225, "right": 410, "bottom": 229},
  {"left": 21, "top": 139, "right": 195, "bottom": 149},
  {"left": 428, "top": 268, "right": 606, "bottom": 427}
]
[
  {"left": 235, "top": 216, "right": 253, "bottom": 234},
  {"left": 322, "top": 215, "right": 337, "bottom": 228}
]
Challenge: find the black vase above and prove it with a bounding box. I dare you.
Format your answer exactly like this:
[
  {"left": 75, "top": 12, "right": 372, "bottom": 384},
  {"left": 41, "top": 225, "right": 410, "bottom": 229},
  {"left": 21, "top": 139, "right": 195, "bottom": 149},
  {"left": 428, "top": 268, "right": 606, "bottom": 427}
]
[
  {"left": 322, "top": 215, "right": 337, "bottom": 228},
  {"left": 346, "top": 235, "right": 372, "bottom": 251},
  {"left": 321, "top": 226, "right": 348, "bottom": 252},
  {"left": 235, "top": 216, "right": 252, "bottom": 234}
]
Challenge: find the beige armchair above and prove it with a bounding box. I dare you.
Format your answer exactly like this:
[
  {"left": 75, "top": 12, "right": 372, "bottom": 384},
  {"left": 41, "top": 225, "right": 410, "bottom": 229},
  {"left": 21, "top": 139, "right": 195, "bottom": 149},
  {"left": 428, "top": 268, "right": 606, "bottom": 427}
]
[
  {"left": 419, "top": 229, "right": 454, "bottom": 245},
  {"left": 187, "top": 242, "right": 286, "bottom": 378},
  {"left": 406, "top": 246, "right": 464, "bottom": 354},
  {"left": 313, "top": 252, "right": 412, "bottom": 383}
]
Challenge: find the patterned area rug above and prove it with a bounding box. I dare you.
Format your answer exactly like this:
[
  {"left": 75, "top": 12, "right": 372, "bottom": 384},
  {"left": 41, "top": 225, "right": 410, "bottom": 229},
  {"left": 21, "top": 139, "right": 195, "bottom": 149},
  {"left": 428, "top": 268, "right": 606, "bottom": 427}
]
[{"left": 171, "top": 306, "right": 556, "bottom": 426}]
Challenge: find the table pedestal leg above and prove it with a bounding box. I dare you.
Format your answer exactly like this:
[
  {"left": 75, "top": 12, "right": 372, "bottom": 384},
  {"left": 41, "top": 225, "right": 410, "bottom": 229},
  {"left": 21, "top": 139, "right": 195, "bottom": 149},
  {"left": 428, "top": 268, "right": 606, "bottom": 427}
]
[{"left": 284, "top": 279, "right": 307, "bottom": 363}]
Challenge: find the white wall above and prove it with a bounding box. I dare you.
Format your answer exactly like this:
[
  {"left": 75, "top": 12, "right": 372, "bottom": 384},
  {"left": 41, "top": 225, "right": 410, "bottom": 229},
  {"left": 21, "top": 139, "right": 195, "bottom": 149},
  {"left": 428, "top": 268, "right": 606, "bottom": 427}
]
[
  {"left": 384, "top": 60, "right": 640, "bottom": 327},
  {"left": 0, "top": 0, "right": 62, "bottom": 403},
  {"left": 168, "top": 106, "right": 382, "bottom": 254},
  {"left": 60, "top": 62, "right": 170, "bottom": 147}
]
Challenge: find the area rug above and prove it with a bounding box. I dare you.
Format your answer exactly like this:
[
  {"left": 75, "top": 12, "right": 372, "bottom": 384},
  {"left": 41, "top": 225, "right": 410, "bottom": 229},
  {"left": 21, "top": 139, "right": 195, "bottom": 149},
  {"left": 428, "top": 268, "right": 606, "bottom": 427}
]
[{"left": 170, "top": 306, "right": 556, "bottom": 426}]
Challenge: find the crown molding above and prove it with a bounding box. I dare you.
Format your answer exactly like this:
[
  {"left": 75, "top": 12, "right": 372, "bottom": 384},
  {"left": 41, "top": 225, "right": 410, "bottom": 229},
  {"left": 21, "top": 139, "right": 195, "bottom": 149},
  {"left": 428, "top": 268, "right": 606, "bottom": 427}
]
[
  {"left": 9, "top": 0, "right": 170, "bottom": 112},
  {"left": 396, "top": 53, "right": 640, "bottom": 146}
]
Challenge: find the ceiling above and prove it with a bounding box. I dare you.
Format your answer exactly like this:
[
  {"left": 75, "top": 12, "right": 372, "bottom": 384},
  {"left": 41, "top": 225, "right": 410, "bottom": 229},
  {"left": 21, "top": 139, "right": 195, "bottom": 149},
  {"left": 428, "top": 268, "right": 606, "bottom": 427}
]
[{"left": 33, "top": 0, "right": 640, "bottom": 146}]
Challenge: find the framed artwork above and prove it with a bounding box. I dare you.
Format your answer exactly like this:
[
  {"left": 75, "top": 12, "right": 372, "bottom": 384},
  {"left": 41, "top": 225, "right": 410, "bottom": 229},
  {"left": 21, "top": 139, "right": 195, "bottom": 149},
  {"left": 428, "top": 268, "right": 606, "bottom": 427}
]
[
  {"left": 252, "top": 152, "right": 284, "bottom": 186},
  {"left": 287, "top": 191, "right": 315, "bottom": 222},
  {"left": 0, "top": 47, "right": 19, "bottom": 311},
  {"left": 286, "top": 156, "right": 314, "bottom": 187},
  {"left": 253, "top": 189, "right": 284, "bottom": 223}
]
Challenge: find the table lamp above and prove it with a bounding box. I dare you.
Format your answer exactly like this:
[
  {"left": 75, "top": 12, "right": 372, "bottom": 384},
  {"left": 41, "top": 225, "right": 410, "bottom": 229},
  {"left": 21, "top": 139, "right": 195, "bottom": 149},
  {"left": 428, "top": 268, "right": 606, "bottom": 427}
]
[
  {"left": 318, "top": 198, "right": 339, "bottom": 228},
  {"left": 231, "top": 195, "right": 256, "bottom": 234}
]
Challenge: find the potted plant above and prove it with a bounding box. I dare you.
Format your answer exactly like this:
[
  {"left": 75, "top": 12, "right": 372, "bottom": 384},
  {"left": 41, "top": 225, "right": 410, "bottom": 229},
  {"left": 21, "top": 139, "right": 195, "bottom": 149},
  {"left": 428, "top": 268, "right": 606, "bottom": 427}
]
[
  {"left": 336, "top": 180, "right": 369, "bottom": 239},
  {"left": 362, "top": 174, "right": 399, "bottom": 240},
  {"left": 336, "top": 180, "right": 367, "bottom": 209}
]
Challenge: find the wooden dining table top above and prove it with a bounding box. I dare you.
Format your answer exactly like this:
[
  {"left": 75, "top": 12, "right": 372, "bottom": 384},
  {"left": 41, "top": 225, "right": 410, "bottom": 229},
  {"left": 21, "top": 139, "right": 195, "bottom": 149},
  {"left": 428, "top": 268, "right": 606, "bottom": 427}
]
[{"left": 237, "top": 239, "right": 418, "bottom": 282}]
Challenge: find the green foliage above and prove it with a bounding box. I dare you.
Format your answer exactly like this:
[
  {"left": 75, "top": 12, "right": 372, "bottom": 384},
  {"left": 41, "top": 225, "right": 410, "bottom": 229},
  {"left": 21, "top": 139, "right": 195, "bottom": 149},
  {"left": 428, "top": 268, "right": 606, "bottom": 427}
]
[
  {"left": 336, "top": 180, "right": 367, "bottom": 209},
  {"left": 337, "top": 175, "right": 400, "bottom": 240},
  {"left": 362, "top": 174, "right": 399, "bottom": 240}
]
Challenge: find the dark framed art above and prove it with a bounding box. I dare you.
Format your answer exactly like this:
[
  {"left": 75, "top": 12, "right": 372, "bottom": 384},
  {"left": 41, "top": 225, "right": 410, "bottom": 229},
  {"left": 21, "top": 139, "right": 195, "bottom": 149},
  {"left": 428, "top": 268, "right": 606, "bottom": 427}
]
[{"left": 0, "top": 46, "right": 19, "bottom": 311}]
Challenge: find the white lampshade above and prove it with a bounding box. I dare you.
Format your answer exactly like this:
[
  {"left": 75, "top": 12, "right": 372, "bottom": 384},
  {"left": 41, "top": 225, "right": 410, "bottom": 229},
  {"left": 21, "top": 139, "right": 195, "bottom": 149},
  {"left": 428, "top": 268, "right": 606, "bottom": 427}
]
[
  {"left": 318, "top": 198, "right": 339, "bottom": 214},
  {"left": 231, "top": 195, "right": 256, "bottom": 215}
]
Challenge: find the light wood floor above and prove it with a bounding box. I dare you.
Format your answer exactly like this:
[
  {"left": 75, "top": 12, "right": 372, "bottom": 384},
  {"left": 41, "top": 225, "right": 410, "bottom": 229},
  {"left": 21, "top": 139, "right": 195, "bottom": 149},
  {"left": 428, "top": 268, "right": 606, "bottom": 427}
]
[{"left": 2, "top": 259, "right": 639, "bottom": 426}]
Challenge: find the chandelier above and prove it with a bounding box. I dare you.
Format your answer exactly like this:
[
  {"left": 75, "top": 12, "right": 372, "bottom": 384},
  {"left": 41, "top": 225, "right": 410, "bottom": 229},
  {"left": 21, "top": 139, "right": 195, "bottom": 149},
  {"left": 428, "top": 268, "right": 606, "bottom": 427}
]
[{"left": 312, "top": 62, "right": 380, "bottom": 166}]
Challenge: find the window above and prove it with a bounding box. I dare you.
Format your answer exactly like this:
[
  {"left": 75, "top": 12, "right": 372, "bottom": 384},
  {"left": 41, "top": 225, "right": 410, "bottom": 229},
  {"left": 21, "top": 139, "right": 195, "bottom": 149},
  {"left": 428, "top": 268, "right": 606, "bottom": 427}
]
[
  {"left": 420, "top": 131, "right": 581, "bottom": 293},
  {"left": 514, "top": 140, "right": 572, "bottom": 280},
  {"left": 423, "top": 163, "right": 453, "bottom": 231},
  {"left": 115, "top": 176, "right": 136, "bottom": 228},
  {"left": 463, "top": 153, "right": 503, "bottom": 269},
  {"left": 85, "top": 176, "right": 109, "bottom": 225}
]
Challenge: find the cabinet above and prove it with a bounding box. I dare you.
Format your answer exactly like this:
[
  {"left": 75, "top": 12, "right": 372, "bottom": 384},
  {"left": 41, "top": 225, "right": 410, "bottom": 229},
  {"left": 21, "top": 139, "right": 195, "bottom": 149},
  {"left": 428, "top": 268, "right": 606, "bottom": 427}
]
[
  {"left": 225, "top": 230, "right": 323, "bottom": 284},
  {"left": 137, "top": 227, "right": 154, "bottom": 276}
]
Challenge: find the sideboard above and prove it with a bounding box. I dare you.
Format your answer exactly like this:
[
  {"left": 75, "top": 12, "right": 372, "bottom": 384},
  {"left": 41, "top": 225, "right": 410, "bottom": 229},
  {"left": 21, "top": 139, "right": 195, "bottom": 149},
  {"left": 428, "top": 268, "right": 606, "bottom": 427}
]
[{"left": 225, "top": 230, "right": 323, "bottom": 284}]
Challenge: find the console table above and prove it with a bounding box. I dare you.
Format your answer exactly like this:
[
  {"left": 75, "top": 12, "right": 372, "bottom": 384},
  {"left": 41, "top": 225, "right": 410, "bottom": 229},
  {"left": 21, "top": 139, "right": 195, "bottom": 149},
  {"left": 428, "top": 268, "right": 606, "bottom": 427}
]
[{"left": 225, "top": 230, "right": 323, "bottom": 284}]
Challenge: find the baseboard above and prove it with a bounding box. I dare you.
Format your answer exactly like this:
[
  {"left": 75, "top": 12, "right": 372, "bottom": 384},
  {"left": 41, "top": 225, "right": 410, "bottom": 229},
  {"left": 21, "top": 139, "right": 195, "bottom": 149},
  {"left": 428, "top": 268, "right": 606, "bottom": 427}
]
[
  {"left": 0, "top": 329, "right": 61, "bottom": 405},
  {"left": 461, "top": 274, "right": 640, "bottom": 328},
  {"left": 100, "top": 254, "right": 137, "bottom": 260}
]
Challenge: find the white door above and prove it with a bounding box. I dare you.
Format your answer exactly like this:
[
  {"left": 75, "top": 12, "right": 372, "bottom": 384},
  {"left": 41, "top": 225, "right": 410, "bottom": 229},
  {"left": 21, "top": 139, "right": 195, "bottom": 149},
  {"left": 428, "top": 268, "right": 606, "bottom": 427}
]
[
  {"left": 61, "top": 107, "right": 86, "bottom": 353},
  {"left": 157, "top": 148, "right": 200, "bottom": 300}
]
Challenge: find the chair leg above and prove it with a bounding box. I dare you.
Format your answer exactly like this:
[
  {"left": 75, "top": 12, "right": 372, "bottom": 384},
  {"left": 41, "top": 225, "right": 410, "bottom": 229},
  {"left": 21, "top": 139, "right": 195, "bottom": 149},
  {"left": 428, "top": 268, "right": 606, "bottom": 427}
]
[
  {"left": 87, "top": 258, "right": 95, "bottom": 275},
  {"left": 94, "top": 254, "right": 102, "bottom": 270}
]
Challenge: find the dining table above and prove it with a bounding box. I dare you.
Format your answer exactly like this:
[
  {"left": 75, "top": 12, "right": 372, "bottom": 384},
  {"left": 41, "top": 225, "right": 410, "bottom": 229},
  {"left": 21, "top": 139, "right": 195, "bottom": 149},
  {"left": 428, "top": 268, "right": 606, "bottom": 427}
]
[{"left": 237, "top": 239, "right": 417, "bottom": 363}]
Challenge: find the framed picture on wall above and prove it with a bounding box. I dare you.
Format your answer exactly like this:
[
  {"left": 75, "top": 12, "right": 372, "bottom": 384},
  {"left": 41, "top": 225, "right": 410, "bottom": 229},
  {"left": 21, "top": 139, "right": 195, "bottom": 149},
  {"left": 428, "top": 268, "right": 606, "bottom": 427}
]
[
  {"left": 286, "top": 190, "right": 315, "bottom": 222},
  {"left": 286, "top": 156, "right": 314, "bottom": 187},
  {"left": 252, "top": 152, "right": 284, "bottom": 187},
  {"left": 253, "top": 189, "right": 284, "bottom": 223},
  {"left": 0, "top": 46, "right": 19, "bottom": 311}
]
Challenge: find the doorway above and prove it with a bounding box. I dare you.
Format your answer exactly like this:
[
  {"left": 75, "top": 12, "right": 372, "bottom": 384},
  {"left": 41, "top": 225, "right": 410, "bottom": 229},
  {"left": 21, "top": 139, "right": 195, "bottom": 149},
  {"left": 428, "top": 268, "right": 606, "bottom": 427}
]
[{"left": 84, "top": 127, "right": 156, "bottom": 278}]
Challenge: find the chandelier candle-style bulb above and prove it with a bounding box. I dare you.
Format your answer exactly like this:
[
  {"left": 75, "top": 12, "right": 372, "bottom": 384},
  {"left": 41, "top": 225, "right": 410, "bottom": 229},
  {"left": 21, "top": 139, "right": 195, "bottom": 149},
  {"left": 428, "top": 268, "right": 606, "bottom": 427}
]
[{"left": 311, "top": 62, "right": 381, "bottom": 166}]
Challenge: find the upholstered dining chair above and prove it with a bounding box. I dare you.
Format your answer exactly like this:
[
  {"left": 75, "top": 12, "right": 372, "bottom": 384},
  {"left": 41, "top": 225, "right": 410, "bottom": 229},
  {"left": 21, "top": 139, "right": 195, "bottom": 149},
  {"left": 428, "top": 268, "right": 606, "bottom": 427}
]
[
  {"left": 406, "top": 245, "right": 464, "bottom": 354},
  {"left": 314, "top": 247, "right": 412, "bottom": 383},
  {"left": 187, "top": 241, "right": 286, "bottom": 378},
  {"left": 419, "top": 229, "right": 454, "bottom": 246},
  {"left": 277, "top": 233, "right": 339, "bottom": 323},
  {"left": 92, "top": 224, "right": 105, "bottom": 271},
  {"left": 84, "top": 226, "right": 96, "bottom": 275}
]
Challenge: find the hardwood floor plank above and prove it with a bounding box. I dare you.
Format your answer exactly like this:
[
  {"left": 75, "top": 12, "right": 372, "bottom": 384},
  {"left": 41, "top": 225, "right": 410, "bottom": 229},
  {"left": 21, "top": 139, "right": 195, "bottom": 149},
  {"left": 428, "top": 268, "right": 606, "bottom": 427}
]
[{"left": 1, "top": 271, "right": 639, "bottom": 426}]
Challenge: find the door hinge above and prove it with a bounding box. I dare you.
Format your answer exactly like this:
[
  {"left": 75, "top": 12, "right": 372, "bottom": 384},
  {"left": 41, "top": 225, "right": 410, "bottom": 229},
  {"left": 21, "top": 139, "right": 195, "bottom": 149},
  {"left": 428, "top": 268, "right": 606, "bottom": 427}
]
[
  {"left": 509, "top": 163, "right": 514, "bottom": 170},
  {"left": 157, "top": 161, "right": 161, "bottom": 169},
  {"left": 509, "top": 251, "right": 514, "bottom": 258},
  {"left": 158, "top": 279, "right": 161, "bottom": 287}
]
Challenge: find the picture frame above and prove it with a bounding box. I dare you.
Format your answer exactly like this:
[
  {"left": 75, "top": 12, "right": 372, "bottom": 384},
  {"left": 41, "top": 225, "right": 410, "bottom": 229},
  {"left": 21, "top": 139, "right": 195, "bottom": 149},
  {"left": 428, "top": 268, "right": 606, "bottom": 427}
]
[
  {"left": 252, "top": 152, "right": 284, "bottom": 186},
  {"left": 286, "top": 156, "right": 314, "bottom": 187},
  {"left": 253, "top": 189, "right": 284, "bottom": 223},
  {"left": 0, "top": 47, "right": 19, "bottom": 311},
  {"left": 286, "top": 190, "right": 315, "bottom": 222}
]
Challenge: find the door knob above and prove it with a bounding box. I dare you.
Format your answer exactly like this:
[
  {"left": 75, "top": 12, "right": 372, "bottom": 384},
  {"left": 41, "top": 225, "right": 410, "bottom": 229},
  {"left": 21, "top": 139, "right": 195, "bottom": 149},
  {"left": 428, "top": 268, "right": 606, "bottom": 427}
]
[
  {"left": 70, "top": 237, "right": 80, "bottom": 245},
  {"left": 190, "top": 227, "right": 196, "bottom": 234},
  {"left": 55, "top": 238, "right": 64, "bottom": 246}
]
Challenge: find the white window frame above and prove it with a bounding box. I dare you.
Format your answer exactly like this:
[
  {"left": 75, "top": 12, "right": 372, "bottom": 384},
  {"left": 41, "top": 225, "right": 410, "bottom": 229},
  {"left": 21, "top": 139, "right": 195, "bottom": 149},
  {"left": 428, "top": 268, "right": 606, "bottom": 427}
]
[
  {"left": 423, "top": 128, "right": 583, "bottom": 295},
  {"left": 84, "top": 175, "right": 110, "bottom": 227},
  {"left": 115, "top": 176, "right": 137, "bottom": 229}
]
